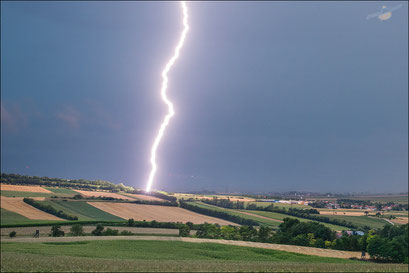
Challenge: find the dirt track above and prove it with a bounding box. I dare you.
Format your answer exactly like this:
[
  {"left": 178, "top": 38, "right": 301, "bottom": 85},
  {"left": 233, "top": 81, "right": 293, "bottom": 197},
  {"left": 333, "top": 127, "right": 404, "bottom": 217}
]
[{"left": 1, "top": 235, "right": 363, "bottom": 259}]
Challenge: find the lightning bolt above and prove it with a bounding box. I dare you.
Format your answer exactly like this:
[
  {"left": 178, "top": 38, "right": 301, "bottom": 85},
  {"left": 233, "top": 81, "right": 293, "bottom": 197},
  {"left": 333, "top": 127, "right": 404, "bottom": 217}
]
[{"left": 145, "top": 1, "right": 189, "bottom": 192}]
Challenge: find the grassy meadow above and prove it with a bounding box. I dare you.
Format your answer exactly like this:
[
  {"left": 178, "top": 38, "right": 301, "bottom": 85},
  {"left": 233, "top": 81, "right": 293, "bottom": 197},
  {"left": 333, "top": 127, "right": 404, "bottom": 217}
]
[
  {"left": 245, "top": 210, "right": 348, "bottom": 231},
  {"left": 323, "top": 215, "right": 391, "bottom": 229},
  {"left": 2, "top": 240, "right": 407, "bottom": 272},
  {"left": 44, "top": 187, "right": 78, "bottom": 195}
]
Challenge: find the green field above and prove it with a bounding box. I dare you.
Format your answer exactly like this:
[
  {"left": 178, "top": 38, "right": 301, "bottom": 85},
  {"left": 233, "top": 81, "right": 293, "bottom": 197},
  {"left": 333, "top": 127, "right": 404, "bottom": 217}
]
[
  {"left": 0, "top": 208, "right": 58, "bottom": 226},
  {"left": 189, "top": 201, "right": 282, "bottom": 228},
  {"left": 346, "top": 195, "right": 408, "bottom": 204},
  {"left": 323, "top": 215, "right": 390, "bottom": 230},
  {"left": 45, "top": 187, "right": 78, "bottom": 195},
  {"left": 0, "top": 191, "right": 58, "bottom": 198},
  {"left": 38, "top": 201, "right": 124, "bottom": 221},
  {"left": 246, "top": 201, "right": 311, "bottom": 209},
  {"left": 191, "top": 201, "right": 347, "bottom": 231},
  {"left": 244, "top": 210, "right": 348, "bottom": 231},
  {"left": 1, "top": 240, "right": 407, "bottom": 272}
]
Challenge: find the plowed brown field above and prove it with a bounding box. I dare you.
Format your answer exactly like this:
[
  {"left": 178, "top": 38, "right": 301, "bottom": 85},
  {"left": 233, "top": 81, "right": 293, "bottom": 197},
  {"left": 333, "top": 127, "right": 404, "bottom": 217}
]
[
  {"left": 73, "top": 190, "right": 135, "bottom": 200},
  {"left": 391, "top": 217, "right": 409, "bottom": 224},
  {"left": 88, "top": 202, "right": 238, "bottom": 225},
  {"left": 0, "top": 197, "right": 63, "bottom": 220},
  {"left": 1, "top": 184, "right": 51, "bottom": 193}
]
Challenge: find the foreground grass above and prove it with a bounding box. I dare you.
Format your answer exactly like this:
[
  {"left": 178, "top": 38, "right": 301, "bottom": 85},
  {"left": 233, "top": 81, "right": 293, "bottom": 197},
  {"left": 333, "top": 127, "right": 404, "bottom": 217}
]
[{"left": 1, "top": 240, "right": 407, "bottom": 272}]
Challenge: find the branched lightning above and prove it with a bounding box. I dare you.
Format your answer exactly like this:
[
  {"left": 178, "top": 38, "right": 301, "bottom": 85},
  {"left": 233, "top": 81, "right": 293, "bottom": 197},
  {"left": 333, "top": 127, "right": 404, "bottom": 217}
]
[{"left": 145, "top": 1, "right": 189, "bottom": 192}]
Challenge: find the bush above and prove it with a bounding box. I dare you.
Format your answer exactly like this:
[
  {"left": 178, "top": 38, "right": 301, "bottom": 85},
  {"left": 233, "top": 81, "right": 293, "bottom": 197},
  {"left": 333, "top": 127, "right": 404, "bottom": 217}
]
[
  {"left": 178, "top": 225, "right": 190, "bottom": 237},
  {"left": 367, "top": 224, "right": 408, "bottom": 263},
  {"left": 73, "top": 194, "right": 83, "bottom": 200},
  {"left": 91, "top": 224, "right": 104, "bottom": 236},
  {"left": 103, "top": 228, "right": 119, "bottom": 236},
  {"left": 127, "top": 218, "right": 135, "bottom": 227},
  {"left": 70, "top": 224, "right": 84, "bottom": 236},
  {"left": 50, "top": 225, "right": 65, "bottom": 237},
  {"left": 120, "top": 230, "right": 133, "bottom": 236},
  {"left": 9, "top": 231, "right": 17, "bottom": 238}
]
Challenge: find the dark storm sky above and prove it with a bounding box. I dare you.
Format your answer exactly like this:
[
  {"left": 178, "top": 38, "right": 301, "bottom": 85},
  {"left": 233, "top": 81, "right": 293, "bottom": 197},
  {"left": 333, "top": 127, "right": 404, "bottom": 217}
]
[{"left": 1, "top": 1, "right": 408, "bottom": 193}]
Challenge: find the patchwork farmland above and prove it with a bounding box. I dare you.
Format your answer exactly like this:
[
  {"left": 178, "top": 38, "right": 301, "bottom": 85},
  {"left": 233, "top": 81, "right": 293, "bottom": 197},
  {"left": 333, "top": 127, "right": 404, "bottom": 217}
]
[{"left": 0, "top": 179, "right": 408, "bottom": 272}]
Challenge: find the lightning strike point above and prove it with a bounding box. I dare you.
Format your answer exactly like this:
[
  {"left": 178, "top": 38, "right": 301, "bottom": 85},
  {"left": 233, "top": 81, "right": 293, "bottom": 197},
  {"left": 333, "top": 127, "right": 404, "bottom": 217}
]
[{"left": 145, "top": 2, "right": 189, "bottom": 192}]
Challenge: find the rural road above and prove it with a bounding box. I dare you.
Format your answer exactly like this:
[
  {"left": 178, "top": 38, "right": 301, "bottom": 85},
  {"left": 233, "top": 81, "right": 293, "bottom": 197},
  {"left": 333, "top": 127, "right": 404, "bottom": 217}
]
[{"left": 2, "top": 235, "right": 364, "bottom": 259}]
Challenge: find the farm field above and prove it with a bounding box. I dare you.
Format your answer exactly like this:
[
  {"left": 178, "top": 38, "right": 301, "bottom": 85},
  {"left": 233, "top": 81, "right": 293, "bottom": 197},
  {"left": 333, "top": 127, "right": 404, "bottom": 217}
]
[
  {"left": 188, "top": 201, "right": 282, "bottom": 227},
  {"left": 0, "top": 197, "right": 63, "bottom": 221},
  {"left": 1, "top": 184, "right": 51, "bottom": 193},
  {"left": 37, "top": 200, "right": 124, "bottom": 221},
  {"left": 1, "top": 239, "right": 407, "bottom": 272},
  {"left": 391, "top": 217, "right": 409, "bottom": 225},
  {"left": 89, "top": 202, "right": 238, "bottom": 225},
  {"left": 174, "top": 193, "right": 256, "bottom": 202},
  {"left": 244, "top": 210, "right": 348, "bottom": 231},
  {"left": 72, "top": 189, "right": 135, "bottom": 200},
  {"left": 1, "top": 191, "right": 74, "bottom": 198},
  {"left": 344, "top": 195, "right": 408, "bottom": 204},
  {"left": 0, "top": 190, "right": 59, "bottom": 198},
  {"left": 318, "top": 208, "right": 409, "bottom": 217},
  {"left": 323, "top": 215, "right": 393, "bottom": 229},
  {"left": 1, "top": 208, "right": 59, "bottom": 226},
  {"left": 191, "top": 201, "right": 347, "bottom": 231},
  {"left": 246, "top": 201, "right": 312, "bottom": 209},
  {"left": 45, "top": 187, "right": 78, "bottom": 195},
  {"left": 121, "top": 193, "right": 166, "bottom": 202}
]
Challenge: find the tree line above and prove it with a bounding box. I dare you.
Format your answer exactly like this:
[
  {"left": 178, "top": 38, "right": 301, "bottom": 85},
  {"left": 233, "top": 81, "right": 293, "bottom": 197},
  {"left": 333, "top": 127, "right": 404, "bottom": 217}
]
[
  {"left": 179, "top": 200, "right": 259, "bottom": 226},
  {"left": 365, "top": 224, "right": 408, "bottom": 263},
  {"left": 131, "top": 190, "right": 177, "bottom": 202},
  {"left": 130, "top": 200, "right": 178, "bottom": 207},
  {"left": 2, "top": 173, "right": 134, "bottom": 192},
  {"left": 23, "top": 198, "right": 78, "bottom": 220},
  {"left": 177, "top": 217, "right": 408, "bottom": 263},
  {"left": 201, "top": 198, "right": 245, "bottom": 209}
]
